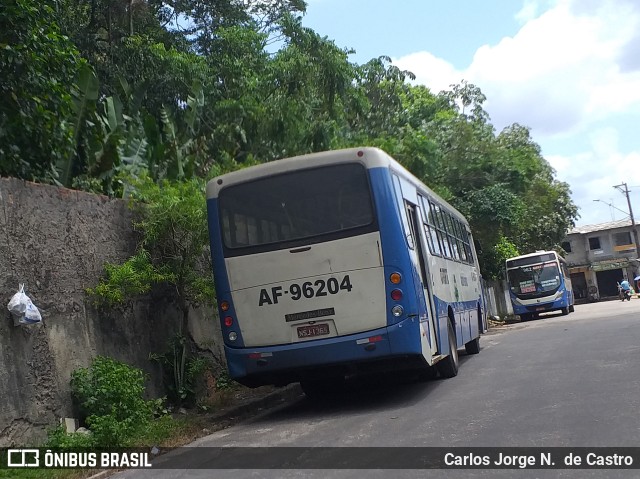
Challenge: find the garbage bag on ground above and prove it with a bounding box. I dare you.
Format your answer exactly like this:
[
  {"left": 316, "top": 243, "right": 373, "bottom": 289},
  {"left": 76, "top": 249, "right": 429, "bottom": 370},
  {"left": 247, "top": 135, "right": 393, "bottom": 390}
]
[{"left": 7, "top": 284, "right": 42, "bottom": 324}]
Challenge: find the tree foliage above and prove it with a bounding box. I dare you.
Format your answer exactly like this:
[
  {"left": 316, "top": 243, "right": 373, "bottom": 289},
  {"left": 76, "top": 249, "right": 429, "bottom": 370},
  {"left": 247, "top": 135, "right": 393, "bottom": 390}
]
[
  {"left": 89, "top": 174, "right": 214, "bottom": 330},
  {"left": 1, "top": 0, "right": 579, "bottom": 280},
  {"left": 0, "top": 0, "right": 81, "bottom": 180}
]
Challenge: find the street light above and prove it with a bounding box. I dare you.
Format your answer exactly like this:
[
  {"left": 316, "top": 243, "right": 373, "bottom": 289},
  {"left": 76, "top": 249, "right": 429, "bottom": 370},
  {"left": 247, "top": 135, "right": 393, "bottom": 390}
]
[
  {"left": 592, "top": 199, "right": 629, "bottom": 220},
  {"left": 613, "top": 183, "right": 640, "bottom": 260}
]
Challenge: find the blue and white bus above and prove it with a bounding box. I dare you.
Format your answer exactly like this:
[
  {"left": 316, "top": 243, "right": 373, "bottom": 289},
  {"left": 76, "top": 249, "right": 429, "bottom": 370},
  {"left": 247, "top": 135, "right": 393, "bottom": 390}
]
[
  {"left": 506, "top": 250, "right": 575, "bottom": 321},
  {"left": 206, "top": 147, "right": 486, "bottom": 395}
]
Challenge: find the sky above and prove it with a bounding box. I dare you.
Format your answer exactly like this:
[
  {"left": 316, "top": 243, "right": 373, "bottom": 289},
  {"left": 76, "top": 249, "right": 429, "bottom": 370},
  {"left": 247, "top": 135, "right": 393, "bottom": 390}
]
[{"left": 300, "top": 0, "right": 640, "bottom": 228}]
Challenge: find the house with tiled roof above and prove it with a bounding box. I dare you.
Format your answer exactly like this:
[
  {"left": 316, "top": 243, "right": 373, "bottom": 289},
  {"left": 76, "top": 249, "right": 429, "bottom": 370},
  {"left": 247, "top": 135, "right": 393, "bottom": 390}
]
[{"left": 562, "top": 219, "right": 640, "bottom": 301}]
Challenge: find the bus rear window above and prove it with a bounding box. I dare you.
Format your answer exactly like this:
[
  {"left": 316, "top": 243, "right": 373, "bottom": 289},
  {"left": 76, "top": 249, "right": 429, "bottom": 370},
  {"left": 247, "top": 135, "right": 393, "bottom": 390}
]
[{"left": 219, "top": 163, "right": 375, "bottom": 250}]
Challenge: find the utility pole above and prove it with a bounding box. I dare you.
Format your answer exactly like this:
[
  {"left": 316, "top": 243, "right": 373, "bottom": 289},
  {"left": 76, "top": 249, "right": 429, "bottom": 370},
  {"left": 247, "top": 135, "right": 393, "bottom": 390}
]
[{"left": 613, "top": 182, "right": 640, "bottom": 260}]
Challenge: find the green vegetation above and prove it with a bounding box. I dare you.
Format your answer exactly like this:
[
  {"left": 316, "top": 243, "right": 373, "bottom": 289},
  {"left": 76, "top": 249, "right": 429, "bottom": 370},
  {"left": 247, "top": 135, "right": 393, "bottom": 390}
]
[
  {"left": 86, "top": 174, "right": 221, "bottom": 407},
  {"left": 1, "top": 0, "right": 578, "bottom": 279},
  {"left": 68, "top": 356, "right": 161, "bottom": 447},
  {"left": 150, "top": 334, "right": 211, "bottom": 407},
  {"left": 0, "top": 356, "right": 220, "bottom": 479}
]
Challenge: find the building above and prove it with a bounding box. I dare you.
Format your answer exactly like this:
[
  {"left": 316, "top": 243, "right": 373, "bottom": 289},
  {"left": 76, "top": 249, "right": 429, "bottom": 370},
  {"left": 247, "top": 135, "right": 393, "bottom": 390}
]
[{"left": 562, "top": 219, "right": 640, "bottom": 301}]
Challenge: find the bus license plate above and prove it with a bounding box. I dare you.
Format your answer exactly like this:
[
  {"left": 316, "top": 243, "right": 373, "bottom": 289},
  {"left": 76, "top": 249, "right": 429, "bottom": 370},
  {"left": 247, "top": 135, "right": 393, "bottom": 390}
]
[{"left": 297, "top": 324, "right": 330, "bottom": 338}]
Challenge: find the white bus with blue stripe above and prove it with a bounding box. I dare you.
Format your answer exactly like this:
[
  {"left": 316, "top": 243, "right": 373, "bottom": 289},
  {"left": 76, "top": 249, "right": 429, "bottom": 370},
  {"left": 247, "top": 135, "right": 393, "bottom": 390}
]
[
  {"left": 506, "top": 251, "right": 575, "bottom": 321},
  {"left": 206, "top": 147, "right": 486, "bottom": 394}
]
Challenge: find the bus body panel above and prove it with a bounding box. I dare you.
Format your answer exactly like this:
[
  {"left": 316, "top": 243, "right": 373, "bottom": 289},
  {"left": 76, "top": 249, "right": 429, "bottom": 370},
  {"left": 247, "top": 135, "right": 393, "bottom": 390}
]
[
  {"left": 223, "top": 316, "right": 426, "bottom": 385},
  {"left": 225, "top": 232, "right": 387, "bottom": 347},
  {"left": 225, "top": 231, "right": 383, "bottom": 291},
  {"left": 389, "top": 168, "right": 483, "bottom": 355}
]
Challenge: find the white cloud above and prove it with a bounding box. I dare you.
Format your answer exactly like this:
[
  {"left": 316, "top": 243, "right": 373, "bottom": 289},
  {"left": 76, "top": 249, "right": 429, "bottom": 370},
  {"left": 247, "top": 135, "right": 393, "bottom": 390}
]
[
  {"left": 547, "top": 127, "right": 640, "bottom": 225},
  {"left": 392, "top": 51, "right": 462, "bottom": 95},
  {"left": 391, "top": 0, "right": 640, "bottom": 227},
  {"left": 393, "top": 0, "right": 640, "bottom": 137},
  {"left": 515, "top": 0, "right": 542, "bottom": 24}
]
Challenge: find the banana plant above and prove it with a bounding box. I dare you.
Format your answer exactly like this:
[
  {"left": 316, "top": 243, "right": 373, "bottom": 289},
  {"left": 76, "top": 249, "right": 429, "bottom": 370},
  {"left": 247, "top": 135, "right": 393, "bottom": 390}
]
[
  {"left": 57, "top": 63, "right": 100, "bottom": 187},
  {"left": 159, "top": 80, "right": 206, "bottom": 181}
]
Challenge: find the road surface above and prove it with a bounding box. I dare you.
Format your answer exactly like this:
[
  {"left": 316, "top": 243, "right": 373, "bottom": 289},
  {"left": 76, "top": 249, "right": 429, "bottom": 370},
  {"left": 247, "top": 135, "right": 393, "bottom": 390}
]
[{"left": 113, "top": 299, "right": 640, "bottom": 479}]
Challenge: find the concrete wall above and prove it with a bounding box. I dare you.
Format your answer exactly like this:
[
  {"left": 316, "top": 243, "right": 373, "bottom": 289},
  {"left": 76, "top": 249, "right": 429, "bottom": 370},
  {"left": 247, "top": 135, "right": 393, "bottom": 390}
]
[
  {"left": 483, "top": 279, "right": 513, "bottom": 318},
  {"left": 0, "top": 178, "right": 221, "bottom": 446}
]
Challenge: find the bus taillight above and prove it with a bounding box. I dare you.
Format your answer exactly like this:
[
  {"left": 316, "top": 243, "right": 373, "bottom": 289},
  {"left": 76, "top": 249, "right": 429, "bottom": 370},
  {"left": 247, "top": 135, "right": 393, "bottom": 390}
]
[
  {"left": 390, "top": 272, "right": 402, "bottom": 284},
  {"left": 391, "top": 289, "right": 403, "bottom": 301},
  {"left": 224, "top": 316, "right": 233, "bottom": 327},
  {"left": 220, "top": 301, "right": 230, "bottom": 312}
]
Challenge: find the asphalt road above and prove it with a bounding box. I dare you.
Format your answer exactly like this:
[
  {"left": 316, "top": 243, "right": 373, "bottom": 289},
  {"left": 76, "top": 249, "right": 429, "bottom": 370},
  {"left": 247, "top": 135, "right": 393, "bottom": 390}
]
[{"left": 114, "top": 299, "right": 640, "bottom": 479}]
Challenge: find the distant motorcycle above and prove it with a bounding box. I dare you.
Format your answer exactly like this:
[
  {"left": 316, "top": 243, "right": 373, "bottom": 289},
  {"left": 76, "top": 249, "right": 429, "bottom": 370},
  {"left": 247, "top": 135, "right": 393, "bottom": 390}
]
[
  {"left": 587, "top": 285, "right": 599, "bottom": 302},
  {"left": 620, "top": 288, "right": 632, "bottom": 301}
]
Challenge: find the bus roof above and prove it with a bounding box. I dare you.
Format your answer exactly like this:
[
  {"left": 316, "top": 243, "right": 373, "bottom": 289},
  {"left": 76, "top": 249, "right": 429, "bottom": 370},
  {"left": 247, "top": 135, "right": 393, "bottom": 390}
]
[
  {"left": 206, "top": 147, "right": 467, "bottom": 225},
  {"left": 506, "top": 250, "right": 558, "bottom": 261},
  {"left": 206, "top": 147, "right": 392, "bottom": 199},
  {"left": 505, "top": 250, "right": 566, "bottom": 268}
]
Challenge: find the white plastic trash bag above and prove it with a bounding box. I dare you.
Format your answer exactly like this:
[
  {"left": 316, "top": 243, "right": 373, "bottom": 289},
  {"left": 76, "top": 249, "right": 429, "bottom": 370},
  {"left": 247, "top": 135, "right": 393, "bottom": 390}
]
[{"left": 7, "top": 284, "right": 42, "bottom": 324}]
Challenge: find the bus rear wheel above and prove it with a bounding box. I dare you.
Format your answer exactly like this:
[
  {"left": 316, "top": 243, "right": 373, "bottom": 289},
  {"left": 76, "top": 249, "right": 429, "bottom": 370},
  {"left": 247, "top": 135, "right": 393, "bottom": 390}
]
[
  {"left": 437, "top": 321, "right": 459, "bottom": 378},
  {"left": 465, "top": 337, "right": 480, "bottom": 355},
  {"left": 561, "top": 307, "right": 569, "bottom": 315}
]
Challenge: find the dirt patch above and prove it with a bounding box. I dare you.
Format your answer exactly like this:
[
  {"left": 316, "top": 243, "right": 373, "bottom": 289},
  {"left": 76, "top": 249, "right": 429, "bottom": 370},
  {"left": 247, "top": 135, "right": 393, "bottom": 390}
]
[{"left": 165, "top": 383, "right": 304, "bottom": 446}]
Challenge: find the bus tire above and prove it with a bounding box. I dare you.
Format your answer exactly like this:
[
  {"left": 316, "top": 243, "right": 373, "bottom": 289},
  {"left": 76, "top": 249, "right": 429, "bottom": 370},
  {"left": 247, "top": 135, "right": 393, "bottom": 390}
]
[
  {"left": 465, "top": 337, "right": 480, "bottom": 355},
  {"left": 520, "top": 313, "right": 531, "bottom": 322},
  {"left": 561, "top": 307, "right": 569, "bottom": 315},
  {"left": 437, "top": 320, "right": 459, "bottom": 378},
  {"left": 569, "top": 304, "right": 575, "bottom": 313}
]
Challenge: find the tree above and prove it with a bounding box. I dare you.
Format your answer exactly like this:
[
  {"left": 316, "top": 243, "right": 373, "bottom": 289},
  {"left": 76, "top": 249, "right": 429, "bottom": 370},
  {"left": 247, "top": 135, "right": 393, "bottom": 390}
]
[
  {"left": 396, "top": 81, "right": 579, "bottom": 275},
  {"left": 88, "top": 173, "right": 240, "bottom": 405},
  {"left": 167, "top": 0, "right": 306, "bottom": 55},
  {"left": 0, "top": 0, "right": 81, "bottom": 181},
  {"left": 55, "top": 0, "right": 185, "bottom": 98},
  {"left": 342, "top": 56, "right": 416, "bottom": 142}
]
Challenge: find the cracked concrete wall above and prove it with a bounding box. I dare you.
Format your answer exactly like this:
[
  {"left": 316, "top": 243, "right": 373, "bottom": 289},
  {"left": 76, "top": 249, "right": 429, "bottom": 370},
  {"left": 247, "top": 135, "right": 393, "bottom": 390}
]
[{"left": 0, "top": 178, "right": 221, "bottom": 446}]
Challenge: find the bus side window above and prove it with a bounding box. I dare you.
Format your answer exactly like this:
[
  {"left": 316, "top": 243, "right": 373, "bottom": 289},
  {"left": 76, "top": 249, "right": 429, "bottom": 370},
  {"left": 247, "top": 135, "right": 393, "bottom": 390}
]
[
  {"left": 463, "top": 230, "right": 474, "bottom": 265},
  {"left": 453, "top": 218, "right": 468, "bottom": 263},
  {"left": 419, "top": 196, "right": 442, "bottom": 256},
  {"left": 443, "top": 212, "right": 460, "bottom": 261},
  {"left": 427, "top": 200, "right": 445, "bottom": 256},
  {"left": 432, "top": 203, "right": 452, "bottom": 258},
  {"left": 391, "top": 173, "right": 415, "bottom": 249}
]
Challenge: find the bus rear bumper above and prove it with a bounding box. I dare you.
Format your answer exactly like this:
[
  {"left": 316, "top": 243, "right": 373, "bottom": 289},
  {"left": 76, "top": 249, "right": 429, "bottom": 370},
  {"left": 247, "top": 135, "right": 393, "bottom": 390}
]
[{"left": 224, "top": 317, "right": 424, "bottom": 387}]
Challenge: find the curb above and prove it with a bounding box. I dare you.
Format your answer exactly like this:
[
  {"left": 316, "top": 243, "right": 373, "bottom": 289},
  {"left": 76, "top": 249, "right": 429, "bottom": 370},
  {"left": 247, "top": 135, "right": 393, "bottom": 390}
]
[{"left": 203, "top": 383, "right": 304, "bottom": 428}]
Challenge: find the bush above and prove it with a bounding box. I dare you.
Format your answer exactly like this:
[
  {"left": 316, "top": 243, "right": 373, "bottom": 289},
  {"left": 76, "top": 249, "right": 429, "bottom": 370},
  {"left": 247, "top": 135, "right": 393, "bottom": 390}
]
[
  {"left": 71, "top": 356, "right": 159, "bottom": 446},
  {"left": 44, "top": 424, "right": 96, "bottom": 449}
]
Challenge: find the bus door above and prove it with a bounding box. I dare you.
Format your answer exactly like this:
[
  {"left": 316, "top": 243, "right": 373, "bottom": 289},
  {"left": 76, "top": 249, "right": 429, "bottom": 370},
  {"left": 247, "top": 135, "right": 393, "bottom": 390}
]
[{"left": 405, "top": 202, "right": 439, "bottom": 360}]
